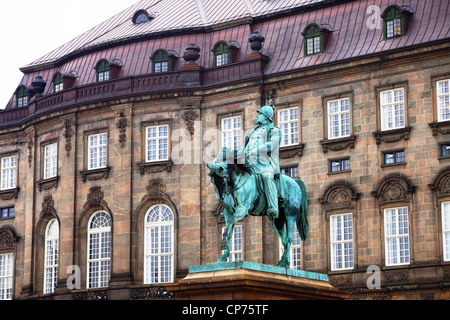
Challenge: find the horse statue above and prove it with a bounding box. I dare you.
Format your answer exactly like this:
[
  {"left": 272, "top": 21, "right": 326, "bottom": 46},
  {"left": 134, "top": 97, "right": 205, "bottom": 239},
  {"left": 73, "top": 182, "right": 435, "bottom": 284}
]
[{"left": 207, "top": 147, "right": 308, "bottom": 268}]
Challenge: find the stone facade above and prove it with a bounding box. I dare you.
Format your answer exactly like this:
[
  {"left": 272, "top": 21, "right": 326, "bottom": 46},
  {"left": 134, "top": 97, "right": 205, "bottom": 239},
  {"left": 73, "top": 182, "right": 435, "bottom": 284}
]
[{"left": 1, "top": 0, "right": 450, "bottom": 300}]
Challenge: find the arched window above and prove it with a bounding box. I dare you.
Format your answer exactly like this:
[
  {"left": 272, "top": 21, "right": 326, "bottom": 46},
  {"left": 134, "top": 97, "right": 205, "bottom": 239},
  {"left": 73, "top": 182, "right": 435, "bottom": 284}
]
[
  {"left": 303, "top": 24, "right": 322, "bottom": 55},
  {"left": 87, "top": 211, "right": 111, "bottom": 288},
  {"left": 151, "top": 50, "right": 170, "bottom": 73},
  {"left": 53, "top": 73, "right": 64, "bottom": 92},
  {"left": 16, "top": 86, "right": 28, "bottom": 108},
  {"left": 144, "top": 205, "right": 174, "bottom": 284},
  {"left": 44, "top": 219, "right": 59, "bottom": 294},
  {"left": 213, "top": 42, "right": 230, "bottom": 67},
  {"left": 132, "top": 10, "right": 152, "bottom": 24},
  {"left": 382, "top": 6, "right": 403, "bottom": 38},
  {"left": 95, "top": 60, "right": 111, "bottom": 82}
]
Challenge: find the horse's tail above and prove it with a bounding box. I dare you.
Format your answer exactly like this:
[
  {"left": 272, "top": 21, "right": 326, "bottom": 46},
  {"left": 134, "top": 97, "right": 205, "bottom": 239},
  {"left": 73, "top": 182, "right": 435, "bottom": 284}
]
[{"left": 294, "top": 179, "right": 308, "bottom": 241}]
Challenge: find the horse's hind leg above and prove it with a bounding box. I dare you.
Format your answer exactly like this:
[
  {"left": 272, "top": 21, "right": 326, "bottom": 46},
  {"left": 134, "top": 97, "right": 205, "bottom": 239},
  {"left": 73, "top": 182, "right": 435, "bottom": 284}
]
[{"left": 277, "top": 215, "right": 295, "bottom": 268}]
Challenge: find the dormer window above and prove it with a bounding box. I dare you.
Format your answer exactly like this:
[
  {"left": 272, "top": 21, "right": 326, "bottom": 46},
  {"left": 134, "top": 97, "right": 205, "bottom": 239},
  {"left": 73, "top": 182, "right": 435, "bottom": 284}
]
[
  {"left": 53, "top": 73, "right": 64, "bottom": 92},
  {"left": 94, "top": 59, "right": 123, "bottom": 82},
  {"left": 212, "top": 41, "right": 240, "bottom": 67},
  {"left": 15, "top": 86, "right": 29, "bottom": 108},
  {"left": 302, "top": 23, "right": 332, "bottom": 56},
  {"left": 52, "top": 71, "right": 77, "bottom": 92},
  {"left": 382, "top": 5, "right": 414, "bottom": 39},
  {"left": 95, "top": 60, "right": 110, "bottom": 82},
  {"left": 132, "top": 10, "right": 154, "bottom": 24}
]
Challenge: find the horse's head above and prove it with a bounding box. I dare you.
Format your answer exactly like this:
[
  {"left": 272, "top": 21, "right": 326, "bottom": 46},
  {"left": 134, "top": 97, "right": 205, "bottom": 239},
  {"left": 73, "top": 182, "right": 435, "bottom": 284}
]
[{"left": 207, "top": 162, "right": 228, "bottom": 200}]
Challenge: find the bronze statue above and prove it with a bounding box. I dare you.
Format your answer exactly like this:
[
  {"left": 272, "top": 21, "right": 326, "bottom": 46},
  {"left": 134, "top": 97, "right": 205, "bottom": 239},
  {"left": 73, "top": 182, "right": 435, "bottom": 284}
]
[{"left": 207, "top": 100, "right": 308, "bottom": 267}]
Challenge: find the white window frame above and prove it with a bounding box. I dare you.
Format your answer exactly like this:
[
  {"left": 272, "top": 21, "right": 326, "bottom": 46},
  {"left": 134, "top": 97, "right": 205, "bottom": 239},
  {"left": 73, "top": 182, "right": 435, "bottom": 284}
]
[
  {"left": 44, "top": 143, "right": 58, "bottom": 180},
  {"left": 277, "top": 107, "right": 299, "bottom": 147},
  {"left": 1, "top": 156, "right": 17, "bottom": 191},
  {"left": 437, "top": 79, "right": 450, "bottom": 122},
  {"left": 330, "top": 213, "right": 354, "bottom": 271},
  {"left": 154, "top": 61, "right": 169, "bottom": 73},
  {"left": 98, "top": 71, "right": 110, "bottom": 82},
  {"left": 87, "top": 133, "right": 107, "bottom": 170},
  {"left": 384, "top": 207, "right": 410, "bottom": 266},
  {"left": 87, "top": 211, "right": 111, "bottom": 289},
  {"left": 216, "top": 53, "right": 229, "bottom": 67},
  {"left": 441, "top": 202, "right": 450, "bottom": 261},
  {"left": 0, "top": 253, "right": 14, "bottom": 300},
  {"left": 44, "top": 219, "right": 59, "bottom": 294},
  {"left": 221, "top": 116, "right": 242, "bottom": 149},
  {"left": 144, "top": 204, "right": 174, "bottom": 284},
  {"left": 380, "top": 88, "right": 405, "bottom": 131},
  {"left": 306, "top": 36, "right": 321, "bottom": 55},
  {"left": 54, "top": 82, "right": 64, "bottom": 93},
  {"left": 145, "top": 125, "right": 169, "bottom": 162},
  {"left": 327, "top": 98, "right": 351, "bottom": 139},
  {"left": 278, "top": 228, "right": 302, "bottom": 269},
  {"left": 222, "top": 225, "right": 243, "bottom": 262}
]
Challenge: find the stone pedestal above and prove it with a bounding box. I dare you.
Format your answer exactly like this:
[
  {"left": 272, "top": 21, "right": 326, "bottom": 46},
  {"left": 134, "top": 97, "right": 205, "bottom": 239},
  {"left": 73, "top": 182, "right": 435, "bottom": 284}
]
[{"left": 166, "top": 262, "right": 350, "bottom": 300}]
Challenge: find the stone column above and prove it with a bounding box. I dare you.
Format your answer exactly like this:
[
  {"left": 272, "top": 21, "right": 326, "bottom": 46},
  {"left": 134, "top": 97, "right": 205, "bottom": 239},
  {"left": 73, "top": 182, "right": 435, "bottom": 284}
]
[{"left": 109, "top": 104, "right": 133, "bottom": 289}]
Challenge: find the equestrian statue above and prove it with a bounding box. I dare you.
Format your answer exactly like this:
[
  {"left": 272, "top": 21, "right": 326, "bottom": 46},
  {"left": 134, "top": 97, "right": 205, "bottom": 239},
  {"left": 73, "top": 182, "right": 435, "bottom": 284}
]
[{"left": 207, "top": 100, "right": 308, "bottom": 268}]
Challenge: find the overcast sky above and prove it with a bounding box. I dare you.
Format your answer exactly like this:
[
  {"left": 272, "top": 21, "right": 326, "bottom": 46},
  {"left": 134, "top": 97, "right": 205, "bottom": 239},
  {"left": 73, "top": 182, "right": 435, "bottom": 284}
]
[{"left": 0, "top": 0, "right": 139, "bottom": 109}]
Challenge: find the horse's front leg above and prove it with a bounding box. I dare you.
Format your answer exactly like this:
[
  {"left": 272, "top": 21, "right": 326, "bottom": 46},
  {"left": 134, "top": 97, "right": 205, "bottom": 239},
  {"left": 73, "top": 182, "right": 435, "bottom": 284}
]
[{"left": 218, "top": 204, "right": 248, "bottom": 263}]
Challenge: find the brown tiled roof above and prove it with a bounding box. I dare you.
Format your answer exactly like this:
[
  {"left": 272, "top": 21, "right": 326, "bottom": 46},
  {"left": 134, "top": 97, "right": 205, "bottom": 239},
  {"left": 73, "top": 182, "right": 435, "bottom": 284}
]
[{"left": 4, "top": 0, "right": 450, "bottom": 110}]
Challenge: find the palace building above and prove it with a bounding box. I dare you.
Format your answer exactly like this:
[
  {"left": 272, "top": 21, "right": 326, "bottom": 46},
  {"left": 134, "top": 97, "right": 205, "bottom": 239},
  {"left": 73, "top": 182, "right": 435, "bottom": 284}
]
[{"left": 0, "top": 0, "right": 449, "bottom": 300}]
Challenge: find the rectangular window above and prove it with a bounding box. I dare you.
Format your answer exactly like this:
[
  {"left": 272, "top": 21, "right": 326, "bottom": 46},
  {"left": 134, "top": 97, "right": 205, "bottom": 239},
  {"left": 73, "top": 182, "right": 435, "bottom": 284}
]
[
  {"left": 327, "top": 98, "right": 350, "bottom": 139},
  {"left": 222, "top": 116, "right": 242, "bottom": 149},
  {"left": 223, "top": 225, "right": 243, "bottom": 262},
  {"left": 281, "top": 166, "right": 298, "bottom": 178},
  {"left": 216, "top": 53, "right": 229, "bottom": 67},
  {"left": 1, "top": 156, "right": 17, "bottom": 191},
  {"left": 440, "top": 144, "right": 450, "bottom": 158},
  {"left": 88, "top": 133, "right": 107, "bottom": 170},
  {"left": 442, "top": 202, "right": 450, "bottom": 261},
  {"left": 146, "top": 125, "right": 169, "bottom": 162},
  {"left": 330, "top": 213, "right": 354, "bottom": 271},
  {"left": 54, "top": 82, "right": 63, "bottom": 93},
  {"left": 98, "top": 71, "right": 110, "bottom": 82},
  {"left": 380, "top": 88, "right": 405, "bottom": 131},
  {"left": 384, "top": 207, "right": 410, "bottom": 266},
  {"left": 386, "top": 18, "right": 402, "bottom": 38},
  {"left": 330, "top": 158, "right": 350, "bottom": 173},
  {"left": 17, "top": 96, "right": 28, "bottom": 108},
  {"left": 154, "top": 61, "right": 169, "bottom": 73},
  {"left": 43, "top": 143, "right": 58, "bottom": 179},
  {"left": 383, "top": 150, "right": 405, "bottom": 165},
  {"left": 0, "top": 253, "right": 13, "bottom": 300},
  {"left": 278, "top": 107, "right": 299, "bottom": 147},
  {"left": 0, "top": 207, "right": 14, "bottom": 219},
  {"left": 437, "top": 79, "right": 450, "bottom": 122},
  {"left": 306, "top": 36, "right": 321, "bottom": 55}
]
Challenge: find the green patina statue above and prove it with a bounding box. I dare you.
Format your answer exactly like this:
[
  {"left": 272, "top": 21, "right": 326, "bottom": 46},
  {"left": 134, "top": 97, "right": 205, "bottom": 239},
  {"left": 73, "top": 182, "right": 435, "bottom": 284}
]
[{"left": 207, "top": 100, "right": 309, "bottom": 268}]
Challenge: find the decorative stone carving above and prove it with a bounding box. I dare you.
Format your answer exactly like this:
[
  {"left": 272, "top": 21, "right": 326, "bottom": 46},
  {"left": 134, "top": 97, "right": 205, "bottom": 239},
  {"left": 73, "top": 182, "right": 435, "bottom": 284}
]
[
  {"left": 37, "top": 176, "right": 59, "bottom": 192},
  {"left": 320, "top": 135, "right": 356, "bottom": 153},
  {"left": 183, "top": 110, "right": 199, "bottom": 138},
  {"left": 0, "top": 187, "right": 20, "bottom": 201},
  {"left": 429, "top": 168, "right": 450, "bottom": 198},
  {"left": 146, "top": 178, "right": 166, "bottom": 200},
  {"left": 248, "top": 30, "right": 265, "bottom": 54},
  {"left": 130, "top": 286, "right": 176, "bottom": 300},
  {"left": 373, "top": 176, "right": 414, "bottom": 205},
  {"left": 279, "top": 143, "right": 305, "bottom": 159},
  {"left": 63, "top": 119, "right": 74, "bottom": 157},
  {"left": 429, "top": 121, "right": 450, "bottom": 136},
  {"left": 373, "top": 126, "right": 411, "bottom": 145},
  {"left": 40, "top": 195, "right": 56, "bottom": 218},
  {"left": 0, "top": 229, "right": 15, "bottom": 249},
  {"left": 320, "top": 183, "right": 358, "bottom": 212},
  {"left": 80, "top": 167, "right": 111, "bottom": 182},
  {"left": 115, "top": 108, "right": 130, "bottom": 149},
  {"left": 384, "top": 269, "right": 409, "bottom": 284},
  {"left": 137, "top": 160, "right": 173, "bottom": 174},
  {"left": 84, "top": 186, "right": 107, "bottom": 209},
  {"left": 72, "top": 290, "right": 108, "bottom": 300},
  {"left": 25, "top": 128, "right": 35, "bottom": 168}
]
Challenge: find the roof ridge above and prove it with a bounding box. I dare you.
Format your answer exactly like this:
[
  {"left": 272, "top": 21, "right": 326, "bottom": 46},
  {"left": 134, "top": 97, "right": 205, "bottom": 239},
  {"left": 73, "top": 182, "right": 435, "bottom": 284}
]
[{"left": 195, "top": 0, "right": 209, "bottom": 25}]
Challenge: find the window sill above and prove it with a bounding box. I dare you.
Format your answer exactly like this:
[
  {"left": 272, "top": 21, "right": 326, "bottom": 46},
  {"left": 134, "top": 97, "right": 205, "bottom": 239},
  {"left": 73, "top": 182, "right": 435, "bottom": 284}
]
[
  {"left": 80, "top": 167, "right": 111, "bottom": 182},
  {"left": 373, "top": 126, "right": 411, "bottom": 145},
  {"left": 137, "top": 160, "right": 173, "bottom": 174},
  {"left": 320, "top": 136, "right": 356, "bottom": 153},
  {"left": 279, "top": 143, "right": 305, "bottom": 159},
  {"left": 37, "top": 176, "right": 59, "bottom": 192},
  {"left": 0, "top": 187, "right": 20, "bottom": 201},
  {"left": 328, "top": 169, "right": 352, "bottom": 175},
  {"left": 429, "top": 121, "right": 450, "bottom": 136},
  {"left": 381, "top": 162, "right": 407, "bottom": 168}
]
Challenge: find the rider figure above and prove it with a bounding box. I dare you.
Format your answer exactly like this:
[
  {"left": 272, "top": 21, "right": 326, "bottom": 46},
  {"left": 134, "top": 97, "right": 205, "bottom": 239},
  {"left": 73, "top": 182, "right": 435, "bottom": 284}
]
[{"left": 240, "top": 100, "right": 283, "bottom": 219}]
